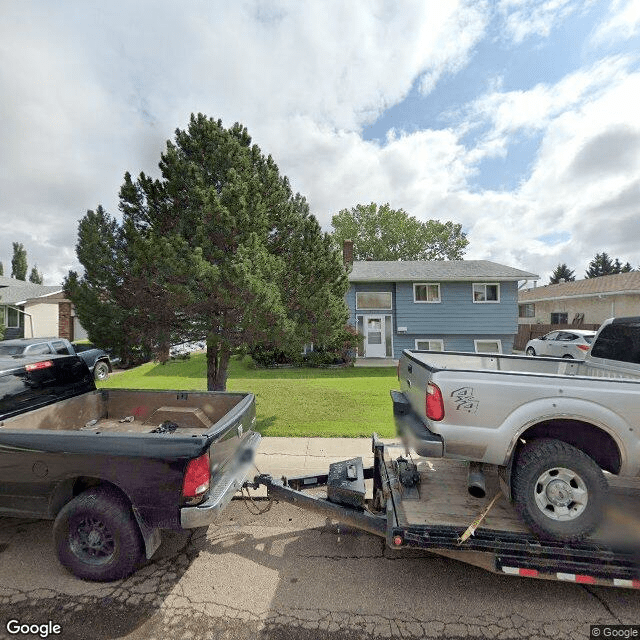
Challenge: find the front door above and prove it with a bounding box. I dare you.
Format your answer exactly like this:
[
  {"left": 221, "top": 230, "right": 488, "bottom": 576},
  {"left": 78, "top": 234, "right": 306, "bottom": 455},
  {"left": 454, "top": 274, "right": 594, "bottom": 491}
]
[{"left": 365, "top": 316, "right": 386, "bottom": 358}]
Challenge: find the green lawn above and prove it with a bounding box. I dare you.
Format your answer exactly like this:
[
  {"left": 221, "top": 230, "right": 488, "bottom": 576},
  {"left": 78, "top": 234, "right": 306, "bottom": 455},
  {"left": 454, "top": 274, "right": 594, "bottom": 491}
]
[{"left": 99, "top": 355, "right": 398, "bottom": 437}]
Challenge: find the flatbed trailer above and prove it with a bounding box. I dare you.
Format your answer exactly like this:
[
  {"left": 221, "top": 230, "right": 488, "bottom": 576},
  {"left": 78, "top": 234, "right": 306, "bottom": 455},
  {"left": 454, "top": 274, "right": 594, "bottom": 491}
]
[{"left": 247, "top": 434, "right": 640, "bottom": 590}]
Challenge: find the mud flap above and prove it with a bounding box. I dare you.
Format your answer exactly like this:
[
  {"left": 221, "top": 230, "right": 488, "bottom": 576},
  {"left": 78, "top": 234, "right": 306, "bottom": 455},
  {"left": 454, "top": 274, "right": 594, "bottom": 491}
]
[{"left": 132, "top": 506, "right": 162, "bottom": 559}]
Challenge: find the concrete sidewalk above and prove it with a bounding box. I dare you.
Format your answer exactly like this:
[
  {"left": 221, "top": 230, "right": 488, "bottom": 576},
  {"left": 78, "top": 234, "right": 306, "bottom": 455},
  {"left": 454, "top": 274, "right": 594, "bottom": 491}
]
[{"left": 248, "top": 436, "right": 398, "bottom": 496}]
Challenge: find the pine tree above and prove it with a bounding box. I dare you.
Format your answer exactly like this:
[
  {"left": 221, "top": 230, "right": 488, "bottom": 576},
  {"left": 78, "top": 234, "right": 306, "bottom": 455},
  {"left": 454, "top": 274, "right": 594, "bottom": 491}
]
[
  {"left": 586, "top": 253, "right": 635, "bottom": 278},
  {"left": 549, "top": 263, "right": 575, "bottom": 284},
  {"left": 11, "top": 242, "right": 27, "bottom": 280},
  {"left": 28, "top": 266, "right": 43, "bottom": 284},
  {"left": 68, "top": 114, "right": 349, "bottom": 389}
]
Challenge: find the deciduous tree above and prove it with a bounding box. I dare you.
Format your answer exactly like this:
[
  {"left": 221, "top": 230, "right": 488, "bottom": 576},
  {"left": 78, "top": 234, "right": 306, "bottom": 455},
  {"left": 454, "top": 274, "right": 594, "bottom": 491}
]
[
  {"left": 11, "top": 242, "right": 27, "bottom": 280},
  {"left": 331, "top": 203, "right": 468, "bottom": 261},
  {"left": 28, "top": 266, "right": 43, "bottom": 284}
]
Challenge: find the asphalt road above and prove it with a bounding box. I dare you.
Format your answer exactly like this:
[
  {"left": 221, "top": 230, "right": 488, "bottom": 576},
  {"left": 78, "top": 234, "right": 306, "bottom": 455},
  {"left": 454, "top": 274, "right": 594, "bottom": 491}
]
[{"left": 0, "top": 498, "right": 638, "bottom": 640}]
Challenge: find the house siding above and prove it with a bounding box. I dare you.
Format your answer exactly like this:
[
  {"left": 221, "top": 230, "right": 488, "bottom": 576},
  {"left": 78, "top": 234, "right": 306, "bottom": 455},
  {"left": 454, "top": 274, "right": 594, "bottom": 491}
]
[{"left": 348, "top": 280, "right": 519, "bottom": 358}]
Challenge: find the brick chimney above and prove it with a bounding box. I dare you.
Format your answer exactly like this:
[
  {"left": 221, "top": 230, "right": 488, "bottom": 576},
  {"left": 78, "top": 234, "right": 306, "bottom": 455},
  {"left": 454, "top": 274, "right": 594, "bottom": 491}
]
[{"left": 343, "top": 239, "right": 354, "bottom": 266}]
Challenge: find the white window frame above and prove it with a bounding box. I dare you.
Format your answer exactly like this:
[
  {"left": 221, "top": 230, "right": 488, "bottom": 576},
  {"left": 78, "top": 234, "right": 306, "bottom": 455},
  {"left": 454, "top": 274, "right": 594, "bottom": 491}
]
[
  {"left": 474, "top": 339, "right": 502, "bottom": 354},
  {"left": 415, "top": 339, "right": 444, "bottom": 351},
  {"left": 413, "top": 283, "right": 441, "bottom": 304},
  {"left": 472, "top": 283, "right": 500, "bottom": 303},
  {"left": 355, "top": 291, "right": 392, "bottom": 311}
]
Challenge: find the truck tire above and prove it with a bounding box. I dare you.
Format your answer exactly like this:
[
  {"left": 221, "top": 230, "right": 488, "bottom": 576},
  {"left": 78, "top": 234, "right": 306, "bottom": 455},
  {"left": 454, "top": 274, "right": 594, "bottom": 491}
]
[
  {"left": 93, "top": 361, "right": 110, "bottom": 381},
  {"left": 53, "top": 487, "right": 144, "bottom": 581},
  {"left": 512, "top": 439, "right": 607, "bottom": 542}
]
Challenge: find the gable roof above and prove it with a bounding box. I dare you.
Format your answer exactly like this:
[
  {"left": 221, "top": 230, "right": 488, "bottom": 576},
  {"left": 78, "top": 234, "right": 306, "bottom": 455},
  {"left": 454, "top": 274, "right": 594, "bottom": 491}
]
[
  {"left": 349, "top": 260, "right": 538, "bottom": 283},
  {"left": 0, "top": 276, "right": 62, "bottom": 305},
  {"left": 519, "top": 272, "right": 640, "bottom": 302}
]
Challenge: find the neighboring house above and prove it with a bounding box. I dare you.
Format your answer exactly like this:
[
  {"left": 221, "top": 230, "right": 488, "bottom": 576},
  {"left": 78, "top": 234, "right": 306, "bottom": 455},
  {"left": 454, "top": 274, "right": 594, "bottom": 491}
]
[
  {"left": 0, "top": 276, "right": 87, "bottom": 340},
  {"left": 345, "top": 249, "right": 538, "bottom": 359},
  {"left": 518, "top": 272, "right": 640, "bottom": 327}
]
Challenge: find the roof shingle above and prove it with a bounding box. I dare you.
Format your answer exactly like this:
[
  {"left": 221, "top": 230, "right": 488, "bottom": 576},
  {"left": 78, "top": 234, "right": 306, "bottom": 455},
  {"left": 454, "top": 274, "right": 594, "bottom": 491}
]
[
  {"left": 349, "top": 260, "right": 538, "bottom": 282},
  {"left": 519, "top": 272, "right": 640, "bottom": 301}
]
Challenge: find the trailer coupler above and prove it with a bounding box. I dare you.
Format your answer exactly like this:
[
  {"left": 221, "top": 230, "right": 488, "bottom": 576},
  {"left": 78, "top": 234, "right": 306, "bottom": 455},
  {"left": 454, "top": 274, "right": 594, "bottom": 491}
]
[{"left": 245, "top": 472, "right": 387, "bottom": 539}]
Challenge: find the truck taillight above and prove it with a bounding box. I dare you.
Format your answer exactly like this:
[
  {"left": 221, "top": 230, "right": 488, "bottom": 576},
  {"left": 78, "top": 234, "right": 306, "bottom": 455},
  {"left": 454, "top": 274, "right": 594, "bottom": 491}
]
[
  {"left": 426, "top": 383, "right": 445, "bottom": 421},
  {"left": 182, "top": 453, "right": 211, "bottom": 498},
  {"left": 25, "top": 360, "right": 53, "bottom": 372}
]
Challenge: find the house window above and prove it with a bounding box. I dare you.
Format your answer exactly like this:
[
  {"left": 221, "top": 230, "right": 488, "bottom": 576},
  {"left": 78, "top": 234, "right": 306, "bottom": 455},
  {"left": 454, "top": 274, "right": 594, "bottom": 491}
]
[
  {"left": 519, "top": 303, "right": 535, "bottom": 318},
  {"left": 356, "top": 291, "right": 392, "bottom": 310},
  {"left": 551, "top": 312, "right": 568, "bottom": 325},
  {"left": 474, "top": 339, "right": 502, "bottom": 354},
  {"left": 473, "top": 283, "right": 500, "bottom": 303},
  {"left": 6, "top": 307, "right": 19, "bottom": 328},
  {"left": 413, "top": 283, "right": 441, "bottom": 303},
  {"left": 415, "top": 339, "right": 444, "bottom": 351}
]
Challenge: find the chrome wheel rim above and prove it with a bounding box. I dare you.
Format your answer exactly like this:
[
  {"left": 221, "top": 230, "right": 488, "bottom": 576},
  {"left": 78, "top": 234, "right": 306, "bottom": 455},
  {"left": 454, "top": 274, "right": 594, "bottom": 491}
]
[{"left": 534, "top": 467, "right": 588, "bottom": 521}]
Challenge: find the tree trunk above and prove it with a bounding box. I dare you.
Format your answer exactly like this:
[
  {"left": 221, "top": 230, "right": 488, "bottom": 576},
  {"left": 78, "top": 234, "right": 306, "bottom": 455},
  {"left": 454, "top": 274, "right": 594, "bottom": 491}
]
[{"left": 206, "top": 335, "right": 231, "bottom": 391}]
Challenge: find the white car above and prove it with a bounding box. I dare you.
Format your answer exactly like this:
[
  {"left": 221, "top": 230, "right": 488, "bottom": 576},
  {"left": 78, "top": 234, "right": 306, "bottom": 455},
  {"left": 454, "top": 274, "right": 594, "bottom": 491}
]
[{"left": 525, "top": 329, "right": 596, "bottom": 359}]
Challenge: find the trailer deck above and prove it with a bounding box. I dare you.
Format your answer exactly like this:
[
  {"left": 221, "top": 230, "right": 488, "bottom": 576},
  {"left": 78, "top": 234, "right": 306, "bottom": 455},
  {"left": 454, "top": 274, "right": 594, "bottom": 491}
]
[{"left": 248, "top": 435, "right": 640, "bottom": 589}]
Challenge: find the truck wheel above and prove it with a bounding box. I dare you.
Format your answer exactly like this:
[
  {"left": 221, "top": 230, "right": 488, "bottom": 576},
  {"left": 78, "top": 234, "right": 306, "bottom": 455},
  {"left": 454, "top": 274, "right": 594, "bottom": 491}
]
[
  {"left": 53, "top": 488, "right": 144, "bottom": 581},
  {"left": 93, "top": 361, "right": 110, "bottom": 381},
  {"left": 512, "top": 439, "right": 607, "bottom": 542}
]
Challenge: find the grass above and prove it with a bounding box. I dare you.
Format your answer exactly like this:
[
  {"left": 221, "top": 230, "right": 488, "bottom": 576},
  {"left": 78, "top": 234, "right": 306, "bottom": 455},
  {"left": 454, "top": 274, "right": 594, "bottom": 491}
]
[{"left": 99, "top": 354, "right": 398, "bottom": 437}]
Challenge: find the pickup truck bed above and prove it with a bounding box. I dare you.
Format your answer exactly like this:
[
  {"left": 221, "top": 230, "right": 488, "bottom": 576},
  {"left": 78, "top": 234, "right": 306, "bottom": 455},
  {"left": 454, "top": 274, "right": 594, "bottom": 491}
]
[{"left": 0, "top": 355, "right": 260, "bottom": 581}]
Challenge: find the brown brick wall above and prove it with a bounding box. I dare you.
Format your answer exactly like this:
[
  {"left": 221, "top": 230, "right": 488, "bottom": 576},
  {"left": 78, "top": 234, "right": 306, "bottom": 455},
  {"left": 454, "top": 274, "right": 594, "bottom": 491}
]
[{"left": 58, "top": 302, "right": 73, "bottom": 340}]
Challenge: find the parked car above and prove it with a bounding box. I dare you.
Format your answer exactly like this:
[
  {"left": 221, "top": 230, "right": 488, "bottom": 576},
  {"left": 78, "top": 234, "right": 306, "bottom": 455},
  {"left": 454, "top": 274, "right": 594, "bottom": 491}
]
[
  {"left": 393, "top": 317, "right": 640, "bottom": 542},
  {"left": 0, "top": 337, "right": 116, "bottom": 380},
  {"left": 525, "top": 329, "right": 596, "bottom": 359}
]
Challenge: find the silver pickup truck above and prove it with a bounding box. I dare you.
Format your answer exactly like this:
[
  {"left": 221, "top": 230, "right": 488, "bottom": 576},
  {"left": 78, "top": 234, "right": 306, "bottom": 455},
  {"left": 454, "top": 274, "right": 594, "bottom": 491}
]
[{"left": 393, "top": 316, "right": 640, "bottom": 542}]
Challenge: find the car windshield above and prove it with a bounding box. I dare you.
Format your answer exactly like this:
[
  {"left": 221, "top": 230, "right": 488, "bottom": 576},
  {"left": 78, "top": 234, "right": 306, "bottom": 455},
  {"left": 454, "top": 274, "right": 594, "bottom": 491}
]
[{"left": 0, "top": 345, "right": 24, "bottom": 356}]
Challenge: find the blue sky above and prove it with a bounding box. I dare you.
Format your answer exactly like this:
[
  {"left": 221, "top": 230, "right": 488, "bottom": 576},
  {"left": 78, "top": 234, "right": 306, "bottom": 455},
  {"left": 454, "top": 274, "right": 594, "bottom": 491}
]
[{"left": 1, "top": 0, "right": 640, "bottom": 285}]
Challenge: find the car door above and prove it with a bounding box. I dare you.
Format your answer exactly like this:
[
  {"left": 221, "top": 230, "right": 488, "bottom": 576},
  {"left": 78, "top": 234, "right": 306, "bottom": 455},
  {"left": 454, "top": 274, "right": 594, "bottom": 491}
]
[
  {"left": 540, "top": 331, "right": 559, "bottom": 356},
  {"left": 556, "top": 332, "right": 577, "bottom": 357}
]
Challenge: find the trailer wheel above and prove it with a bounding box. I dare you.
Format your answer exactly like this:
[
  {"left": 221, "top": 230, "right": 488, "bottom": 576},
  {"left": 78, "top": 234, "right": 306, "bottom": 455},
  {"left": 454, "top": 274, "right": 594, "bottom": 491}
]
[
  {"left": 53, "top": 487, "right": 144, "bottom": 581},
  {"left": 512, "top": 439, "right": 607, "bottom": 542}
]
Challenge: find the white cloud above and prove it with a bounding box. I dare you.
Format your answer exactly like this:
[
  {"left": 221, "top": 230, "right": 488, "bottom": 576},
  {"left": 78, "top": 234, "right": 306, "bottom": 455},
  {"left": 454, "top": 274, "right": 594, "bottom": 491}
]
[
  {"left": 498, "top": 0, "right": 592, "bottom": 44},
  {"left": 0, "top": 0, "right": 489, "bottom": 284},
  {"left": 592, "top": 0, "right": 640, "bottom": 45}
]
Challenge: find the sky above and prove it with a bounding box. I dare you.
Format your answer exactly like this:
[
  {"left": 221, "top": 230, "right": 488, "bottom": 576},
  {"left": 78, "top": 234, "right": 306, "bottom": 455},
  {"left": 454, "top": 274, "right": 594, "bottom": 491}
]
[{"left": 1, "top": 0, "right": 640, "bottom": 286}]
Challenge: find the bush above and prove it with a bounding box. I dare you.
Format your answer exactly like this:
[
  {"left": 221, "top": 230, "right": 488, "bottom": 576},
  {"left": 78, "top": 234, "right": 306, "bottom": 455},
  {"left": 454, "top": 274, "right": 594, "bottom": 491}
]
[{"left": 249, "top": 344, "right": 303, "bottom": 368}]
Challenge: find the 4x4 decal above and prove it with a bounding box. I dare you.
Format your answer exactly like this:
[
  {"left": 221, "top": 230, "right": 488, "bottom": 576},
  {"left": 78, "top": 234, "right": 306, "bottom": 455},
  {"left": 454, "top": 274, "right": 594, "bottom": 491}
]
[{"left": 451, "top": 387, "right": 479, "bottom": 413}]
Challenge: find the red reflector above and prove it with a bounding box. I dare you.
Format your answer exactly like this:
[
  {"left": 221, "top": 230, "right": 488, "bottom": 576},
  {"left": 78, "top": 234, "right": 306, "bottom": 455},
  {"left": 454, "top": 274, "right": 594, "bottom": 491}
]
[
  {"left": 519, "top": 568, "right": 539, "bottom": 577},
  {"left": 426, "top": 383, "right": 445, "bottom": 421},
  {"left": 182, "top": 454, "right": 211, "bottom": 497},
  {"left": 575, "top": 575, "right": 596, "bottom": 584},
  {"left": 393, "top": 536, "right": 403, "bottom": 546},
  {"left": 577, "top": 344, "right": 589, "bottom": 351},
  {"left": 25, "top": 361, "right": 53, "bottom": 372}
]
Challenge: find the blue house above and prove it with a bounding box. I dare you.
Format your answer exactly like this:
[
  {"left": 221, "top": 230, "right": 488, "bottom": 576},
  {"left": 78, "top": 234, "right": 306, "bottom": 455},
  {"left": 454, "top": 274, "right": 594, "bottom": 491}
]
[{"left": 345, "top": 256, "right": 539, "bottom": 359}]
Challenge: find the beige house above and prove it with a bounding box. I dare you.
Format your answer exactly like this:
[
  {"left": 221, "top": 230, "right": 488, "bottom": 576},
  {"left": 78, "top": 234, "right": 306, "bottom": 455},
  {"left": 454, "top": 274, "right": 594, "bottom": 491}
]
[
  {"left": 0, "top": 276, "right": 87, "bottom": 340},
  {"left": 518, "top": 272, "right": 640, "bottom": 326}
]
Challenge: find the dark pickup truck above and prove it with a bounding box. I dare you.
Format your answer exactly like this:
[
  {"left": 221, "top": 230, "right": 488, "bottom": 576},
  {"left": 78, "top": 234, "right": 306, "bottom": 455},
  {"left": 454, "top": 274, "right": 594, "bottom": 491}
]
[
  {"left": 0, "top": 337, "right": 115, "bottom": 381},
  {"left": 0, "top": 354, "right": 260, "bottom": 581}
]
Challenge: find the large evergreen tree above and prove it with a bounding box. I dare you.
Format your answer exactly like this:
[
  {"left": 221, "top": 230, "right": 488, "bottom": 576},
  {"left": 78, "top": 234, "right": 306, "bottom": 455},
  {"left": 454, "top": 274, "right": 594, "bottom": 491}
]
[
  {"left": 67, "top": 114, "right": 349, "bottom": 390},
  {"left": 549, "top": 263, "right": 575, "bottom": 284},
  {"left": 586, "top": 253, "right": 634, "bottom": 278},
  {"left": 11, "top": 242, "right": 27, "bottom": 280},
  {"left": 331, "top": 202, "right": 468, "bottom": 261}
]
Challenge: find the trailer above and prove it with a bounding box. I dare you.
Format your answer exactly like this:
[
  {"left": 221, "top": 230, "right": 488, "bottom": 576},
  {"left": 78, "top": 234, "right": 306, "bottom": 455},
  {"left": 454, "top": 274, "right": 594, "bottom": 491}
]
[{"left": 246, "top": 434, "right": 640, "bottom": 589}]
